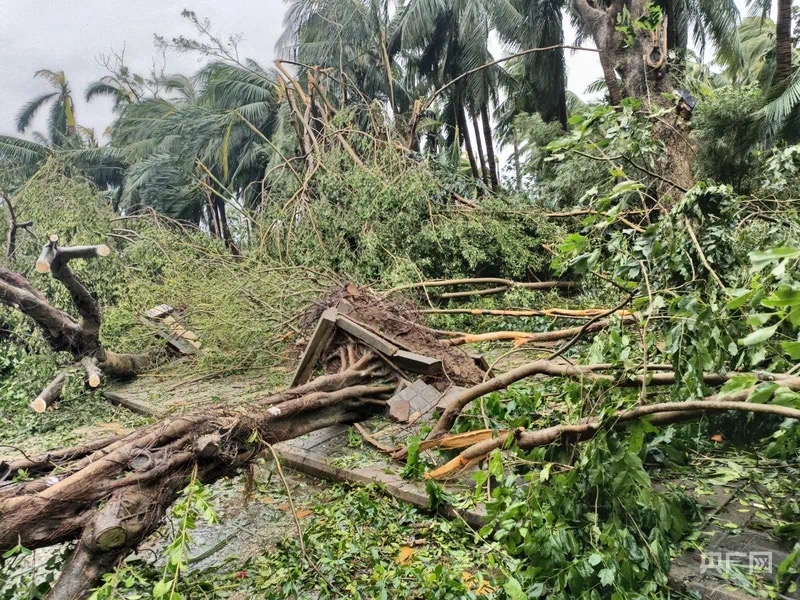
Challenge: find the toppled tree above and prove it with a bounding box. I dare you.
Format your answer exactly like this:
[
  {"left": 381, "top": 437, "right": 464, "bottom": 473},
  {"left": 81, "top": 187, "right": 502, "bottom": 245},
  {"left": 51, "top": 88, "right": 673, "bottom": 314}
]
[
  {"left": 0, "top": 235, "right": 152, "bottom": 411},
  {"left": 0, "top": 350, "right": 396, "bottom": 600},
  {"left": 0, "top": 273, "right": 494, "bottom": 599}
]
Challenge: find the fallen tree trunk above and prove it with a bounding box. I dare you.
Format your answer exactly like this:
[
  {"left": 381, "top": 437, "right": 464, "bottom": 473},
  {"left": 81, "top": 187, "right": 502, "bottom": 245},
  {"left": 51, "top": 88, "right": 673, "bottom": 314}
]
[{"left": 0, "top": 352, "right": 391, "bottom": 600}]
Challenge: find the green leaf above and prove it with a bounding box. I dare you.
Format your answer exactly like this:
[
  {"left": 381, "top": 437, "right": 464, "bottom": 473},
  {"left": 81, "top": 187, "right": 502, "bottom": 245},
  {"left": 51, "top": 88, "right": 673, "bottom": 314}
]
[
  {"left": 761, "top": 287, "right": 800, "bottom": 308},
  {"left": 748, "top": 382, "right": 779, "bottom": 403},
  {"left": 488, "top": 450, "right": 504, "bottom": 478},
  {"left": 588, "top": 552, "right": 603, "bottom": 566},
  {"left": 529, "top": 582, "right": 545, "bottom": 598},
  {"left": 726, "top": 289, "right": 755, "bottom": 310},
  {"left": 772, "top": 387, "right": 800, "bottom": 408},
  {"left": 746, "top": 313, "right": 777, "bottom": 327},
  {"left": 503, "top": 577, "right": 527, "bottom": 600},
  {"left": 599, "top": 565, "right": 617, "bottom": 586},
  {"left": 781, "top": 341, "right": 800, "bottom": 360},
  {"left": 749, "top": 247, "right": 800, "bottom": 270},
  {"left": 2, "top": 544, "right": 32, "bottom": 559},
  {"left": 739, "top": 326, "right": 777, "bottom": 346},
  {"left": 720, "top": 374, "right": 758, "bottom": 396},
  {"left": 152, "top": 579, "right": 171, "bottom": 599}
]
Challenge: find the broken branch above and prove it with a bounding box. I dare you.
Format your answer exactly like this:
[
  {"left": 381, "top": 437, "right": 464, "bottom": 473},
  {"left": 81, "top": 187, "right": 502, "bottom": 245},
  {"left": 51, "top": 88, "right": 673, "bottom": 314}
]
[{"left": 426, "top": 378, "right": 800, "bottom": 479}]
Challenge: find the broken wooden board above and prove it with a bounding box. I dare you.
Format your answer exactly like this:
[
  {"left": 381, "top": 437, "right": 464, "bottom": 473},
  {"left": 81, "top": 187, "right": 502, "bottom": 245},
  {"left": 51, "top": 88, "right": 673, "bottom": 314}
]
[
  {"left": 140, "top": 304, "right": 202, "bottom": 356},
  {"left": 139, "top": 316, "right": 201, "bottom": 355},
  {"left": 387, "top": 378, "right": 442, "bottom": 423},
  {"left": 275, "top": 442, "right": 486, "bottom": 529},
  {"left": 144, "top": 304, "right": 175, "bottom": 319},
  {"left": 335, "top": 315, "right": 400, "bottom": 356},
  {"left": 290, "top": 307, "right": 338, "bottom": 386},
  {"left": 393, "top": 350, "right": 442, "bottom": 375}
]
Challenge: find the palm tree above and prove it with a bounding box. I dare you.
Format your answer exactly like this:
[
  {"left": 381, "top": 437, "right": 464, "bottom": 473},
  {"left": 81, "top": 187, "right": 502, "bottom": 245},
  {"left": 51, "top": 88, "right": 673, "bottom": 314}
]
[
  {"left": 88, "top": 60, "right": 284, "bottom": 250},
  {"left": 85, "top": 75, "right": 142, "bottom": 113},
  {"left": 744, "top": 0, "right": 793, "bottom": 85},
  {"left": 391, "top": 0, "right": 521, "bottom": 189},
  {"left": 16, "top": 70, "right": 78, "bottom": 144},
  {"left": 0, "top": 70, "right": 87, "bottom": 178},
  {"left": 278, "top": 0, "right": 411, "bottom": 113},
  {"left": 717, "top": 17, "right": 776, "bottom": 88},
  {"left": 496, "top": 0, "right": 568, "bottom": 128}
]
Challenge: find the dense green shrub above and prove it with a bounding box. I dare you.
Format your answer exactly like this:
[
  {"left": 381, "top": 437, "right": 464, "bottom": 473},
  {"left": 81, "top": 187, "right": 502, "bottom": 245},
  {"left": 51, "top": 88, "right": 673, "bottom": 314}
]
[{"left": 257, "top": 147, "right": 563, "bottom": 285}]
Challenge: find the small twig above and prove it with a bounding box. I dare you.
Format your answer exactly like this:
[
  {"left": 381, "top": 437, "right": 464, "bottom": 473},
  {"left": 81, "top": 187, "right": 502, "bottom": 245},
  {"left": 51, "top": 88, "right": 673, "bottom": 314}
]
[
  {"left": 547, "top": 295, "right": 634, "bottom": 361},
  {"left": 684, "top": 218, "right": 725, "bottom": 289},
  {"left": 352, "top": 423, "right": 395, "bottom": 453}
]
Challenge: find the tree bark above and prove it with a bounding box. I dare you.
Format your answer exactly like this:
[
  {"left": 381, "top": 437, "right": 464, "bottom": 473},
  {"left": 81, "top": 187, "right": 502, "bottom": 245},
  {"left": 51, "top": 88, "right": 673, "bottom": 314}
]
[
  {"left": 0, "top": 347, "right": 401, "bottom": 599},
  {"left": 574, "top": 0, "right": 671, "bottom": 106},
  {"left": 480, "top": 104, "right": 499, "bottom": 190},
  {"left": 599, "top": 51, "right": 623, "bottom": 105},
  {"left": 776, "top": 0, "right": 794, "bottom": 85},
  {"left": 471, "top": 112, "right": 489, "bottom": 185}
]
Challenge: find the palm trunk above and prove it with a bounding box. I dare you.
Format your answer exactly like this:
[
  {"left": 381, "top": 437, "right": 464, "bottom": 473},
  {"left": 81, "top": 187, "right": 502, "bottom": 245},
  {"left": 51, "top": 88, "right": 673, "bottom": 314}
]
[
  {"left": 480, "top": 104, "right": 499, "bottom": 190},
  {"left": 64, "top": 92, "right": 77, "bottom": 137},
  {"left": 456, "top": 103, "right": 481, "bottom": 183},
  {"left": 556, "top": 85, "right": 568, "bottom": 130},
  {"left": 471, "top": 112, "right": 489, "bottom": 185},
  {"left": 513, "top": 134, "right": 523, "bottom": 192},
  {"left": 776, "top": 0, "right": 794, "bottom": 85}
]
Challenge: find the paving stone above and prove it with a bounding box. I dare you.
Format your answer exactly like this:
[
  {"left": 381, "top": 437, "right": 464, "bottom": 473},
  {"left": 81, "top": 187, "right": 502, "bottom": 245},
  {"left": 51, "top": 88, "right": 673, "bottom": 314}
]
[{"left": 386, "top": 379, "right": 441, "bottom": 423}]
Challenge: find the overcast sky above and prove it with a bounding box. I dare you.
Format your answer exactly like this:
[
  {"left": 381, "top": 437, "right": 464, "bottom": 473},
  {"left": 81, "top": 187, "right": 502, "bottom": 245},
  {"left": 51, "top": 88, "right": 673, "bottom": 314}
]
[{"left": 0, "top": 1, "right": 606, "bottom": 140}]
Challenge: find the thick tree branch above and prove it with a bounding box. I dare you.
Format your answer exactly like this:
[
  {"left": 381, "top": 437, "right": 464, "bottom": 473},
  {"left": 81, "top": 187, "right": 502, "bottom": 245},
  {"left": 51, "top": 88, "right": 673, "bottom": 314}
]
[{"left": 35, "top": 235, "right": 111, "bottom": 335}]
